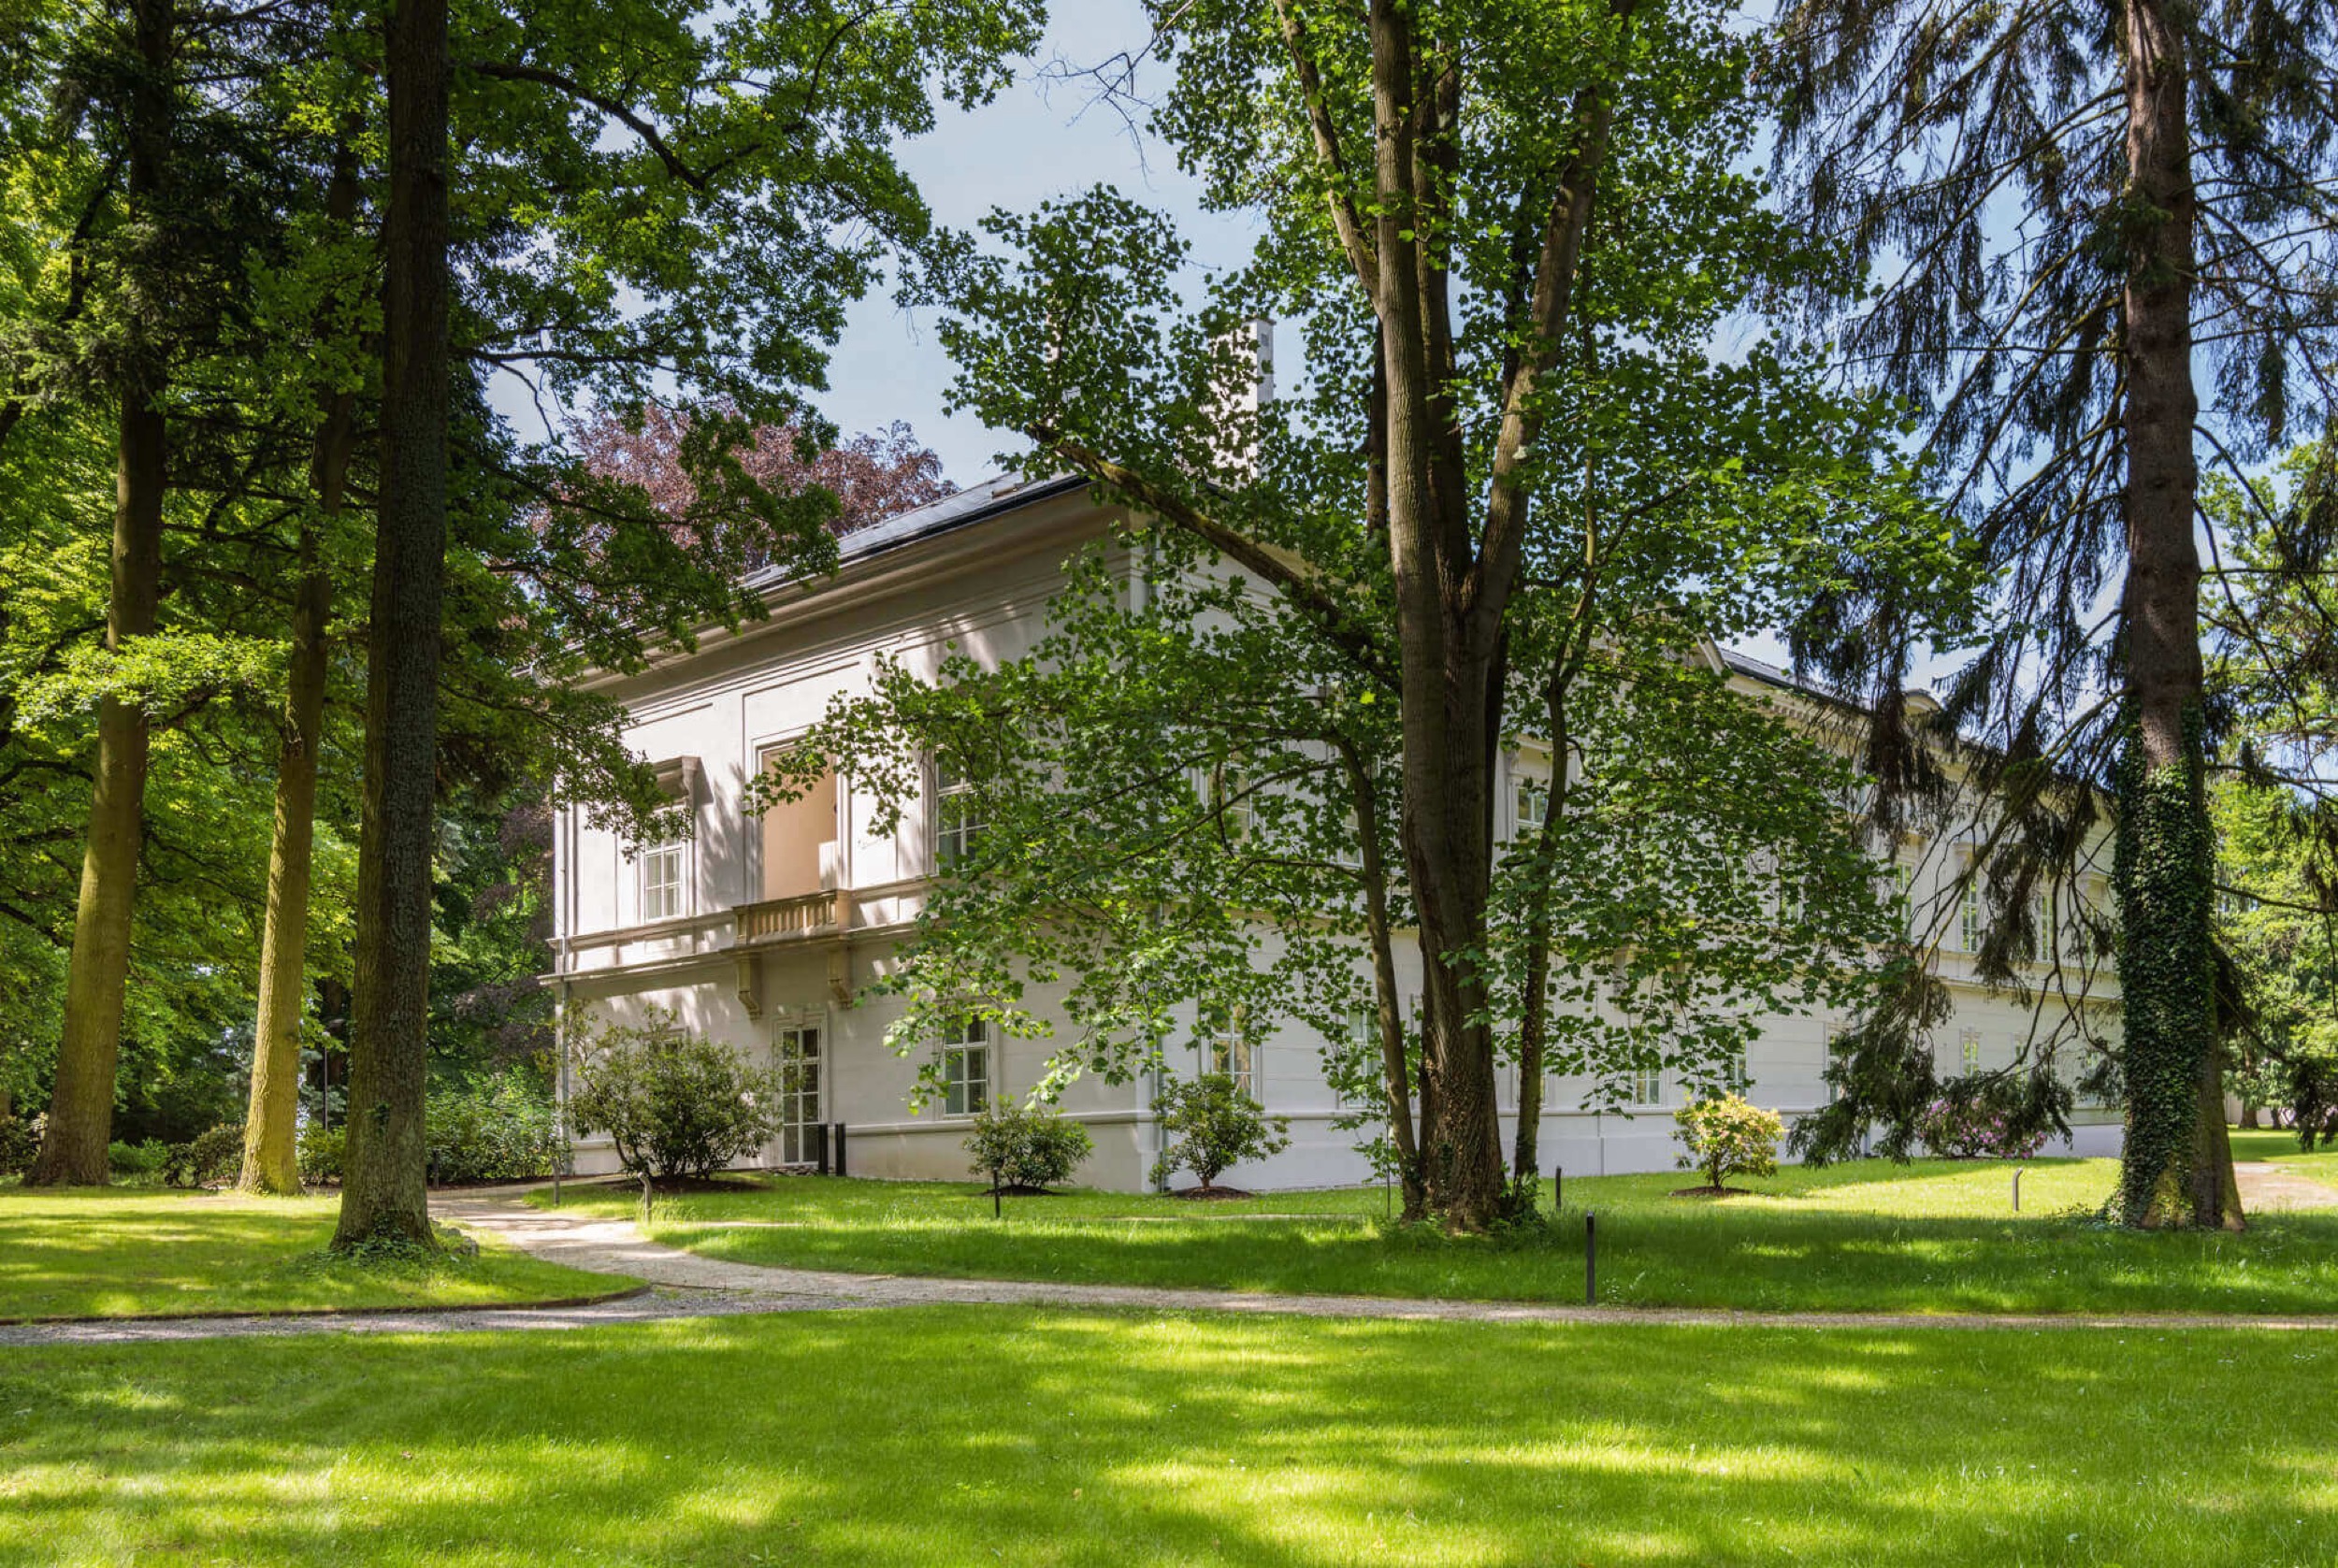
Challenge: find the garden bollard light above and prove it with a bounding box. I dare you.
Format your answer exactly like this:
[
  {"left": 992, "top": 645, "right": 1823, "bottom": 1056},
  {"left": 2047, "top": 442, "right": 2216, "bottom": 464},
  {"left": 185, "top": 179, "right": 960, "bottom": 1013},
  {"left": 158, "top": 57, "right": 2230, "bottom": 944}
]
[
  {"left": 1585, "top": 1211, "right": 1596, "bottom": 1305},
  {"left": 2013, "top": 1167, "right": 2022, "bottom": 1213},
  {"left": 1553, "top": 1163, "right": 1563, "bottom": 1215}
]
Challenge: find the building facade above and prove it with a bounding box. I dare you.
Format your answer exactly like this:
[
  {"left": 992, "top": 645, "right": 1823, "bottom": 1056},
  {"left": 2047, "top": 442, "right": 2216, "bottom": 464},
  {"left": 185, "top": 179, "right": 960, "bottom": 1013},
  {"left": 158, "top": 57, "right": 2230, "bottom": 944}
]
[{"left": 549, "top": 474, "right": 2126, "bottom": 1189}]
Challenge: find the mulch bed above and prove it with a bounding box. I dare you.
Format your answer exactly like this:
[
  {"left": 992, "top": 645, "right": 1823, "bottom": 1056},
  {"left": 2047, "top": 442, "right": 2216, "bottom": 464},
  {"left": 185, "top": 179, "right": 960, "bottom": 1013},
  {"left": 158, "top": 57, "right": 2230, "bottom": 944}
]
[
  {"left": 1167, "top": 1185, "right": 1258, "bottom": 1201},
  {"left": 1668, "top": 1185, "right": 1755, "bottom": 1200},
  {"left": 976, "top": 1184, "right": 1061, "bottom": 1198}
]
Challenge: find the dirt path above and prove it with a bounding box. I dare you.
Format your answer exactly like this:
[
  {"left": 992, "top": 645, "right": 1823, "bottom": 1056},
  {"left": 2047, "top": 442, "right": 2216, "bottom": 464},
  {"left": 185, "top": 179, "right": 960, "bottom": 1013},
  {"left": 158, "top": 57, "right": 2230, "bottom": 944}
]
[
  {"left": 11, "top": 1186, "right": 2337, "bottom": 1348},
  {"left": 2236, "top": 1160, "right": 2338, "bottom": 1212}
]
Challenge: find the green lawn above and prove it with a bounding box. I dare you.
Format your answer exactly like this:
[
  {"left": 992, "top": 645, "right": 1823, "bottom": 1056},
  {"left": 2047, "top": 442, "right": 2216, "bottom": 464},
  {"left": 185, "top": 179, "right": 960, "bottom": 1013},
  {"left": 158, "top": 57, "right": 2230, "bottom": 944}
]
[
  {"left": 0, "top": 1186, "right": 633, "bottom": 1320},
  {"left": 4, "top": 1306, "right": 2332, "bottom": 1566},
  {"left": 2233, "top": 1126, "right": 2338, "bottom": 1174},
  {"left": 534, "top": 1156, "right": 2338, "bottom": 1316}
]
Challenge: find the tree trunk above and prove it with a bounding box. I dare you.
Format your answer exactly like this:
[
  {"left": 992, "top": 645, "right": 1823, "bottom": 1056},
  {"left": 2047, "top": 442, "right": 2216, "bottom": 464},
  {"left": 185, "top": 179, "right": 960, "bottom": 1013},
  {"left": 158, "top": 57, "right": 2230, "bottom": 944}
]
[
  {"left": 2114, "top": 0, "right": 2242, "bottom": 1231},
  {"left": 239, "top": 147, "right": 361, "bottom": 1196},
  {"left": 238, "top": 432, "right": 348, "bottom": 1192},
  {"left": 333, "top": 0, "right": 450, "bottom": 1250},
  {"left": 1338, "top": 739, "right": 1424, "bottom": 1219},
  {"left": 27, "top": 0, "right": 173, "bottom": 1188}
]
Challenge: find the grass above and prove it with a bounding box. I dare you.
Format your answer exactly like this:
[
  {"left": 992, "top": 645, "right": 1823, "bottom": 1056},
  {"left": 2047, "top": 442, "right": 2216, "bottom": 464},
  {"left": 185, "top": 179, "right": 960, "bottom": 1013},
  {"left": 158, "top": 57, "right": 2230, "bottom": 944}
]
[
  {"left": 4, "top": 1306, "right": 2334, "bottom": 1566},
  {"left": 532, "top": 1155, "right": 2338, "bottom": 1316},
  {"left": 2233, "top": 1126, "right": 2338, "bottom": 1174},
  {"left": 0, "top": 1185, "right": 633, "bottom": 1320}
]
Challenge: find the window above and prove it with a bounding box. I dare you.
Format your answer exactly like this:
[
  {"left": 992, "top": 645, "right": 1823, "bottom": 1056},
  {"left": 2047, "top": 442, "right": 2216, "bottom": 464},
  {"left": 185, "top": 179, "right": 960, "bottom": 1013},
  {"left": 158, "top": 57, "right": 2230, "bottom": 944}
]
[
  {"left": 774, "top": 1022, "right": 822, "bottom": 1163},
  {"left": 1957, "top": 865, "right": 1984, "bottom": 953},
  {"left": 1628, "top": 1064, "right": 1663, "bottom": 1108},
  {"left": 1516, "top": 776, "right": 1550, "bottom": 833},
  {"left": 942, "top": 1018, "right": 989, "bottom": 1115},
  {"left": 1960, "top": 1028, "right": 1982, "bottom": 1076},
  {"left": 641, "top": 840, "right": 686, "bottom": 922},
  {"left": 1825, "top": 1023, "right": 1852, "bottom": 1103},
  {"left": 1206, "top": 1035, "right": 1256, "bottom": 1099},
  {"left": 1336, "top": 1005, "right": 1378, "bottom": 1109},
  {"left": 936, "top": 763, "right": 984, "bottom": 871}
]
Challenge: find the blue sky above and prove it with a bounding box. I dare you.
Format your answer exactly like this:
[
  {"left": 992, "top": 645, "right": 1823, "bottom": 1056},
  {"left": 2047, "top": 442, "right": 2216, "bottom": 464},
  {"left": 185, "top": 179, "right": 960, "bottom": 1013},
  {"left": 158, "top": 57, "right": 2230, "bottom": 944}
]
[{"left": 814, "top": 3, "right": 1251, "bottom": 484}]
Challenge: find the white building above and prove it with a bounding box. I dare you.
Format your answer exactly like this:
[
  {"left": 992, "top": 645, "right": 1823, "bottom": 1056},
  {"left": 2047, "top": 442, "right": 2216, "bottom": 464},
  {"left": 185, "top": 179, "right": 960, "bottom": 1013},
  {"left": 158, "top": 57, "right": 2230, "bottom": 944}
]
[{"left": 549, "top": 474, "right": 2126, "bottom": 1188}]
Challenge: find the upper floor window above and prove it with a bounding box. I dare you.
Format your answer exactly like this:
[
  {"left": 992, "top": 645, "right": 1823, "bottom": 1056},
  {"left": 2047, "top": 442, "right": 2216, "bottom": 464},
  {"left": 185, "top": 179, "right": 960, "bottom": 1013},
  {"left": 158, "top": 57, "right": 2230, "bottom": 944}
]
[
  {"left": 936, "top": 762, "right": 985, "bottom": 871},
  {"left": 943, "top": 1017, "right": 989, "bottom": 1115},
  {"left": 641, "top": 840, "right": 687, "bottom": 923}
]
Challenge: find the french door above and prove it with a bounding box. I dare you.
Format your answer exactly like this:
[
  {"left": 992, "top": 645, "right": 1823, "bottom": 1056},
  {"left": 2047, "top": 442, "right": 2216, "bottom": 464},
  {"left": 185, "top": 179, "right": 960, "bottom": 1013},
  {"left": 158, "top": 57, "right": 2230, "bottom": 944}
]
[{"left": 774, "top": 1021, "right": 822, "bottom": 1164}]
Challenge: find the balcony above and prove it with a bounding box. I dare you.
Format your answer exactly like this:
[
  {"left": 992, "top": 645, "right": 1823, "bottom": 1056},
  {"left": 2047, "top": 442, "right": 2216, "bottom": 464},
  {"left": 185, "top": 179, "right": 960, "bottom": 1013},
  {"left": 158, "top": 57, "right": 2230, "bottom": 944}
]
[{"left": 735, "top": 886, "right": 849, "bottom": 946}]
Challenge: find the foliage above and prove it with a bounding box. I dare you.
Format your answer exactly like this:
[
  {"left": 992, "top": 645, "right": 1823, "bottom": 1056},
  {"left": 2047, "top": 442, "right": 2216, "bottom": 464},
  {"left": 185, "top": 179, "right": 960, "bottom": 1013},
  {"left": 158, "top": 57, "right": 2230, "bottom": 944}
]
[
  {"left": 107, "top": 1139, "right": 170, "bottom": 1182},
  {"left": 0, "top": 1112, "right": 39, "bottom": 1176},
  {"left": 1672, "top": 1096, "right": 1783, "bottom": 1191},
  {"left": 163, "top": 1123, "right": 246, "bottom": 1189},
  {"left": 1148, "top": 1074, "right": 1290, "bottom": 1193},
  {"left": 425, "top": 1072, "right": 561, "bottom": 1186},
  {"left": 565, "top": 1008, "right": 781, "bottom": 1181},
  {"left": 1916, "top": 1096, "right": 2051, "bottom": 1162},
  {"left": 298, "top": 1122, "right": 344, "bottom": 1186},
  {"left": 961, "top": 1101, "right": 1094, "bottom": 1193}
]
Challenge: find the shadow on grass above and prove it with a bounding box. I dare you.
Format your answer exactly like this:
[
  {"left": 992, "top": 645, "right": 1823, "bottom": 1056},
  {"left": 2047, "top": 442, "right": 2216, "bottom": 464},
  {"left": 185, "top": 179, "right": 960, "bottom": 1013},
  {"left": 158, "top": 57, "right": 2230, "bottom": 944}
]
[{"left": 4, "top": 1308, "right": 2334, "bottom": 1566}]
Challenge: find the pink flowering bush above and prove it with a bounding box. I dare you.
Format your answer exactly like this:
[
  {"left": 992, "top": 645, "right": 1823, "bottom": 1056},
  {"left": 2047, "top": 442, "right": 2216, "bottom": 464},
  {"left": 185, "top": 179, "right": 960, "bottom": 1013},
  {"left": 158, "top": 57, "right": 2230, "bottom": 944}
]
[{"left": 1917, "top": 1096, "right": 2050, "bottom": 1159}]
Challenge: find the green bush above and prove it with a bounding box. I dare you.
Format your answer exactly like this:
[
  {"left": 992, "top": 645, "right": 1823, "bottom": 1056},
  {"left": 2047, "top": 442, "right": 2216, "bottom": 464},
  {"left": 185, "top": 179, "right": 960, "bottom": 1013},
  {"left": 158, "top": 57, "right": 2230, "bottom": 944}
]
[
  {"left": 962, "top": 1101, "right": 1094, "bottom": 1192},
  {"left": 426, "top": 1073, "right": 561, "bottom": 1186},
  {"left": 1149, "top": 1072, "right": 1291, "bottom": 1193},
  {"left": 1673, "top": 1095, "right": 1784, "bottom": 1192},
  {"left": 566, "top": 1008, "right": 781, "bottom": 1181},
  {"left": 108, "top": 1139, "right": 170, "bottom": 1182},
  {"left": 165, "top": 1123, "right": 245, "bottom": 1188},
  {"left": 298, "top": 1122, "right": 344, "bottom": 1185},
  {"left": 0, "top": 1113, "right": 39, "bottom": 1177}
]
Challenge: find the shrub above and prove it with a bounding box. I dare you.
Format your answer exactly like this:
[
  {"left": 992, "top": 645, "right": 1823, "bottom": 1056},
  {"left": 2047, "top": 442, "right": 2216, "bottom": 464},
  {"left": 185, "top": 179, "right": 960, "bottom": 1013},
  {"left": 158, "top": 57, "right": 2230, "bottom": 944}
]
[
  {"left": 1673, "top": 1095, "right": 1784, "bottom": 1191},
  {"left": 0, "top": 1113, "right": 41, "bottom": 1177},
  {"left": 165, "top": 1123, "right": 245, "bottom": 1188},
  {"left": 962, "top": 1102, "right": 1094, "bottom": 1192},
  {"left": 108, "top": 1139, "right": 170, "bottom": 1182},
  {"left": 426, "top": 1073, "right": 561, "bottom": 1186},
  {"left": 1149, "top": 1072, "right": 1290, "bottom": 1192},
  {"left": 566, "top": 1008, "right": 782, "bottom": 1181},
  {"left": 298, "top": 1123, "right": 345, "bottom": 1186},
  {"left": 1918, "top": 1095, "right": 2050, "bottom": 1159}
]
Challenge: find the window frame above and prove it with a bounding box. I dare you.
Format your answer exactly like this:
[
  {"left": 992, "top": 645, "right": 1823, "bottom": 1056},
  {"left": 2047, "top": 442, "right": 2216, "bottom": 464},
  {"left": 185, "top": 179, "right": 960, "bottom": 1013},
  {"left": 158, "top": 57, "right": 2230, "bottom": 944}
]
[
  {"left": 640, "top": 837, "right": 688, "bottom": 924},
  {"left": 941, "top": 1017, "right": 990, "bottom": 1116},
  {"left": 773, "top": 1018, "right": 823, "bottom": 1163},
  {"left": 1205, "top": 1034, "right": 1257, "bottom": 1100},
  {"left": 935, "top": 759, "right": 984, "bottom": 872}
]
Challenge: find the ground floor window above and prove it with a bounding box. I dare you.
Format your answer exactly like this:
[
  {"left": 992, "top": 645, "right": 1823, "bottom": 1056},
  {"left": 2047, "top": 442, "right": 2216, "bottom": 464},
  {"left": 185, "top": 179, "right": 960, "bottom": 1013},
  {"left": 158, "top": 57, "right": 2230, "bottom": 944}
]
[
  {"left": 1206, "top": 1035, "right": 1256, "bottom": 1099},
  {"left": 774, "top": 1021, "right": 821, "bottom": 1164},
  {"left": 944, "top": 1019, "right": 989, "bottom": 1115},
  {"left": 1628, "top": 1064, "right": 1663, "bottom": 1108}
]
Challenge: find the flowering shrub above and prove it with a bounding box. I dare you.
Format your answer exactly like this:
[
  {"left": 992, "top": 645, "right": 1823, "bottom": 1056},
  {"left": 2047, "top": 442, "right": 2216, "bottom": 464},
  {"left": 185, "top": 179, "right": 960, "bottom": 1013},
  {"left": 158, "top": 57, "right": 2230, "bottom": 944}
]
[
  {"left": 1918, "top": 1096, "right": 2050, "bottom": 1159},
  {"left": 1673, "top": 1095, "right": 1783, "bottom": 1191}
]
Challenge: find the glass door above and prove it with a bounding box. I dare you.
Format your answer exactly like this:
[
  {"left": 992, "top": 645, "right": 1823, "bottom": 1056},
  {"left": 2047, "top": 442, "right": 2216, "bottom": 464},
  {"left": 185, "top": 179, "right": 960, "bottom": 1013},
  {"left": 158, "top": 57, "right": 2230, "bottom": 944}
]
[{"left": 775, "top": 1022, "right": 822, "bottom": 1164}]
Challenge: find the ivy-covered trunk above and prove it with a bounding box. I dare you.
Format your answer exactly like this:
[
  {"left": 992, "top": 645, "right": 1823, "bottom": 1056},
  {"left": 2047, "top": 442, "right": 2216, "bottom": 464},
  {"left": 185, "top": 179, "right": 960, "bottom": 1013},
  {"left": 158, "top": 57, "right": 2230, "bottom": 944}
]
[
  {"left": 27, "top": 0, "right": 175, "bottom": 1188},
  {"left": 334, "top": 0, "right": 450, "bottom": 1250},
  {"left": 2113, "top": 0, "right": 2242, "bottom": 1231}
]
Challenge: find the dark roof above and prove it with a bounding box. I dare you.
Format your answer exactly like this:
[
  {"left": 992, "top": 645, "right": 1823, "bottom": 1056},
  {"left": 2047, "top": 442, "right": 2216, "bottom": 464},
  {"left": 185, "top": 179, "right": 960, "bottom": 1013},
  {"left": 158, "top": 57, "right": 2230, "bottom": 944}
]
[{"left": 739, "top": 470, "right": 1089, "bottom": 596}]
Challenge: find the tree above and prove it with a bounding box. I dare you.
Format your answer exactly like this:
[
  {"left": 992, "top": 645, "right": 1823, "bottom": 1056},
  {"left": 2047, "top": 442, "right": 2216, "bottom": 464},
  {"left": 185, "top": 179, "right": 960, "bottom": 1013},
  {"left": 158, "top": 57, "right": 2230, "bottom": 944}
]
[
  {"left": 1769, "top": 0, "right": 2338, "bottom": 1229},
  {"left": 870, "top": 0, "right": 1955, "bottom": 1229},
  {"left": 332, "top": 0, "right": 454, "bottom": 1250}
]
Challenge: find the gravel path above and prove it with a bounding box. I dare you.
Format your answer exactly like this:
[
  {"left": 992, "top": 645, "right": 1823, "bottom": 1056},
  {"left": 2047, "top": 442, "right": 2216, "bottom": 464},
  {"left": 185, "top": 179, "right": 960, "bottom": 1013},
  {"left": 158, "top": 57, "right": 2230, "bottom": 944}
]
[
  {"left": 10, "top": 1178, "right": 2338, "bottom": 1348},
  {"left": 2235, "top": 1160, "right": 2338, "bottom": 1212}
]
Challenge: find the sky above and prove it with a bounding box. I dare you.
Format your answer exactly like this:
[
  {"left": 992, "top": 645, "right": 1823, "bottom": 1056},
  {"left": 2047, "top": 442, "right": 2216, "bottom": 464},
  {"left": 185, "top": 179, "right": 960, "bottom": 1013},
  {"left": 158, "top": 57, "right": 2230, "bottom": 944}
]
[{"left": 813, "top": 4, "right": 1250, "bottom": 486}]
